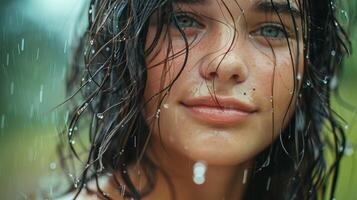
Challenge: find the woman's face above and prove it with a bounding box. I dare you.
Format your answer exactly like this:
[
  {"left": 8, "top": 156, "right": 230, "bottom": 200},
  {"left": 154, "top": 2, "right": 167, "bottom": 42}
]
[{"left": 144, "top": 0, "right": 303, "bottom": 165}]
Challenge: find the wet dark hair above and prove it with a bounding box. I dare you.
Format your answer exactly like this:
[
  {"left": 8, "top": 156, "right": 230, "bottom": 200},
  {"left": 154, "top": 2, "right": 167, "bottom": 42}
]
[{"left": 59, "top": 0, "right": 351, "bottom": 199}]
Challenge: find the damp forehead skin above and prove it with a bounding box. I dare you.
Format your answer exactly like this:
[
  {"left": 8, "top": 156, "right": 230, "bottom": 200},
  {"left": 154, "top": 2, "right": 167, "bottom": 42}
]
[{"left": 144, "top": 0, "right": 303, "bottom": 167}]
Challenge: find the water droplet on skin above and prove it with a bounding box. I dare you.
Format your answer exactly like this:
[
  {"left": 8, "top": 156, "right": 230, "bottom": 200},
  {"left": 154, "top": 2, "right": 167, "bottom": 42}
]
[
  {"left": 96, "top": 113, "right": 104, "bottom": 119},
  {"left": 155, "top": 109, "right": 161, "bottom": 118},
  {"left": 163, "top": 104, "right": 169, "bottom": 109}
]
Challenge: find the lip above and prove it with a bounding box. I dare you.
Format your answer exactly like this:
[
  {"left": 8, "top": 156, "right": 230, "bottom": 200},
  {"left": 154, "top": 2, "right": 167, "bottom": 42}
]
[{"left": 181, "top": 96, "right": 257, "bottom": 125}]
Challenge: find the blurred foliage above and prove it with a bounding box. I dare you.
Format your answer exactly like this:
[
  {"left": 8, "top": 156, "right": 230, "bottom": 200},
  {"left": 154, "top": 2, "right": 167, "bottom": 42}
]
[{"left": 0, "top": 0, "right": 356, "bottom": 199}]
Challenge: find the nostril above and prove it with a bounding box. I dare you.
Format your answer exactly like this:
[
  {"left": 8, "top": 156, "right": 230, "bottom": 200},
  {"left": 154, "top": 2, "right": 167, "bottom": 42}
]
[
  {"left": 208, "top": 71, "right": 218, "bottom": 80},
  {"left": 232, "top": 74, "right": 240, "bottom": 82}
]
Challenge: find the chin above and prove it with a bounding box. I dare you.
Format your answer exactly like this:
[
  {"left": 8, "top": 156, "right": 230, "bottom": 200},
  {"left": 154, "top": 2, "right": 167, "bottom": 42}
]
[{"left": 175, "top": 133, "right": 255, "bottom": 166}]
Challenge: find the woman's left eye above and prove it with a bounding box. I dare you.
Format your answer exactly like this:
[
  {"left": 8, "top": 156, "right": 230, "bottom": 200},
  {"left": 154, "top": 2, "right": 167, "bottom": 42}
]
[
  {"left": 171, "top": 12, "right": 203, "bottom": 30},
  {"left": 251, "top": 24, "right": 288, "bottom": 39}
]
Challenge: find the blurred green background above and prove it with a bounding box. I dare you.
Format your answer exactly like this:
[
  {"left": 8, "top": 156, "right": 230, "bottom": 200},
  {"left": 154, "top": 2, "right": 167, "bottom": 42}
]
[{"left": 0, "top": 0, "right": 356, "bottom": 199}]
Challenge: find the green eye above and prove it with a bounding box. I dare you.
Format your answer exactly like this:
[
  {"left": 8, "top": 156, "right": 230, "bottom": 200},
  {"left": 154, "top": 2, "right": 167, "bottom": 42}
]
[
  {"left": 172, "top": 13, "right": 202, "bottom": 30},
  {"left": 256, "top": 25, "right": 287, "bottom": 39}
]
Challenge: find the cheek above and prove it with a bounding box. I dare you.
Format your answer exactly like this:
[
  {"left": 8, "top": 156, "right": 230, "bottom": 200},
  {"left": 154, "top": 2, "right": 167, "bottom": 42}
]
[{"left": 250, "top": 43, "right": 303, "bottom": 139}]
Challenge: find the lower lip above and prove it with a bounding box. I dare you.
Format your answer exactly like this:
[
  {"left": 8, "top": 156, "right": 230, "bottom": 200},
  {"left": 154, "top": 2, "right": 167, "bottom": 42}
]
[{"left": 182, "top": 105, "right": 250, "bottom": 125}]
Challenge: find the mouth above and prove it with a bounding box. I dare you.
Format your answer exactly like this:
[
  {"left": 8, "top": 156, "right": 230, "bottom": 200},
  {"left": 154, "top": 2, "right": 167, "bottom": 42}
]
[{"left": 181, "top": 96, "right": 257, "bottom": 126}]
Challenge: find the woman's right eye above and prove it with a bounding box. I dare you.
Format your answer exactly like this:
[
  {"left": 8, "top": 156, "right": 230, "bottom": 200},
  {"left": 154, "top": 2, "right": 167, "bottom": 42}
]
[{"left": 170, "top": 12, "right": 204, "bottom": 32}]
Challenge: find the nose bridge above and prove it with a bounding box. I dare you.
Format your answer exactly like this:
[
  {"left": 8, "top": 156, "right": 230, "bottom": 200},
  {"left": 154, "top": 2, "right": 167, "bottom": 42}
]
[{"left": 200, "top": 25, "right": 248, "bottom": 83}]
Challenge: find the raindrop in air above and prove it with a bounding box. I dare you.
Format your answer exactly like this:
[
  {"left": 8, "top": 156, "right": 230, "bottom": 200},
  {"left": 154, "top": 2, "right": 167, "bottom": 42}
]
[
  {"left": 40, "top": 84, "right": 44, "bottom": 103},
  {"left": 344, "top": 124, "right": 349, "bottom": 130},
  {"left": 345, "top": 143, "right": 354, "bottom": 156},
  {"left": 193, "top": 161, "right": 207, "bottom": 185},
  {"left": 6, "top": 53, "right": 9, "bottom": 66},
  {"left": 331, "top": 50, "right": 336, "bottom": 56},
  {"left": 49, "top": 162, "right": 57, "bottom": 170},
  {"left": 242, "top": 169, "right": 248, "bottom": 184},
  {"left": 266, "top": 177, "right": 271, "bottom": 191},
  {"left": 21, "top": 38, "right": 25, "bottom": 51},
  {"left": 329, "top": 75, "right": 338, "bottom": 89},
  {"left": 1, "top": 114, "right": 5, "bottom": 129},
  {"left": 36, "top": 48, "right": 40, "bottom": 60},
  {"left": 296, "top": 73, "right": 302, "bottom": 81},
  {"left": 10, "top": 81, "right": 14, "bottom": 95},
  {"left": 306, "top": 80, "right": 311, "bottom": 87}
]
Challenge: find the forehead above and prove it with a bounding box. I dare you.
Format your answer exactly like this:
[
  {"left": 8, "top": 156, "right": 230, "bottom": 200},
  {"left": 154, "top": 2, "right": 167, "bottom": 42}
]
[
  {"left": 173, "top": 0, "right": 301, "bottom": 18},
  {"left": 173, "top": 0, "right": 300, "bottom": 10}
]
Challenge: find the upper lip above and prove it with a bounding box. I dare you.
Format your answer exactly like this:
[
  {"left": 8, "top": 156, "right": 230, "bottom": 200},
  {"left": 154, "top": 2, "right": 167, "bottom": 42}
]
[{"left": 181, "top": 96, "right": 257, "bottom": 113}]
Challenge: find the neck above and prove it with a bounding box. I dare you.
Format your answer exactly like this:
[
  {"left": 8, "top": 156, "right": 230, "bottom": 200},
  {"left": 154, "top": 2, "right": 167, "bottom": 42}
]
[{"left": 135, "top": 141, "right": 253, "bottom": 200}]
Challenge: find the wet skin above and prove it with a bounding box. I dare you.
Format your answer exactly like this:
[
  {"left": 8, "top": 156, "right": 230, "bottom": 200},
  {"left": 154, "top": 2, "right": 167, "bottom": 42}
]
[{"left": 89, "top": 0, "right": 305, "bottom": 199}]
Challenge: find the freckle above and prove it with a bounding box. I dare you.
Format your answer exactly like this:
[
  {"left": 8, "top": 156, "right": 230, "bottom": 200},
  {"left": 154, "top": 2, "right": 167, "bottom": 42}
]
[
  {"left": 243, "top": 92, "right": 247, "bottom": 95},
  {"left": 252, "top": 88, "right": 256, "bottom": 91}
]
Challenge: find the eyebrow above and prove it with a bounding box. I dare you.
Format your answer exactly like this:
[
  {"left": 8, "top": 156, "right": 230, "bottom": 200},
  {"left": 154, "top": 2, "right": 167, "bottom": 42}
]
[
  {"left": 253, "top": 0, "right": 301, "bottom": 18},
  {"left": 173, "top": 0, "right": 207, "bottom": 4},
  {"left": 174, "top": 0, "right": 301, "bottom": 17}
]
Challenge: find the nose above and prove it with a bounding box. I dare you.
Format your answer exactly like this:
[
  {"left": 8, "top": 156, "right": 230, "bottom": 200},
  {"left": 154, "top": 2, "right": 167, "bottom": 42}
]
[{"left": 199, "top": 34, "right": 248, "bottom": 84}]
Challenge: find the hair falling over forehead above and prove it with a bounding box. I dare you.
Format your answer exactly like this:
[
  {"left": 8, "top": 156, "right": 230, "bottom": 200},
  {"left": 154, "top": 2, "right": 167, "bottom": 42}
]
[{"left": 60, "top": 0, "right": 351, "bottom": 199}]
